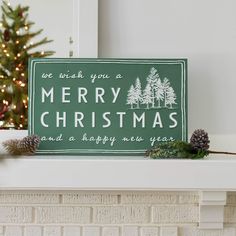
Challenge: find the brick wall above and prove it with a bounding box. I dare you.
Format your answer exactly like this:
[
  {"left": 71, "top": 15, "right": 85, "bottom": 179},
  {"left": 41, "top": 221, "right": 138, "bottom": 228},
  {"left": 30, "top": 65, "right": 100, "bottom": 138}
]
[{"left": 0, "top": 191, "right": 235, "bottom": 236}]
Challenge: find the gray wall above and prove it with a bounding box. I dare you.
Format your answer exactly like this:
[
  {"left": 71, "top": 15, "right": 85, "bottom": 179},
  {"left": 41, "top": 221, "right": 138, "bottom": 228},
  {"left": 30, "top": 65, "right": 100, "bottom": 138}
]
[{"left": 99, "top": 0, "right": 236, "bottom": 135}]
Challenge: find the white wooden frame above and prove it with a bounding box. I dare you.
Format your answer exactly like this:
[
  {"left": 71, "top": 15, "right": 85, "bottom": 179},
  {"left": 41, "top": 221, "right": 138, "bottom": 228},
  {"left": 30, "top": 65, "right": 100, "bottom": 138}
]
[{"left": 75, "top": 0, "right": 98, "bottom": 57}]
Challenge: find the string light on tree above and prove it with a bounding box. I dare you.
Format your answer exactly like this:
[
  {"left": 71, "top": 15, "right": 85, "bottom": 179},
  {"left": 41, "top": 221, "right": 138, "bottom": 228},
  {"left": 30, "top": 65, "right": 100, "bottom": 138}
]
[{"left": 0, "top": 1, "right": 54, "bottom": 129}]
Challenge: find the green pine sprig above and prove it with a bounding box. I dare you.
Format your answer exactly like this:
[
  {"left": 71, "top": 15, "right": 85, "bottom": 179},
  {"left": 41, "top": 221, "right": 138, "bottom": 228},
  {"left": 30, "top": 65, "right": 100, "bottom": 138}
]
[
  {"left": 146, "top": 129, "right": 236, "bottom": 159},
  {"left": 146, "top": 141, "right": 209, "bottom": 159}
]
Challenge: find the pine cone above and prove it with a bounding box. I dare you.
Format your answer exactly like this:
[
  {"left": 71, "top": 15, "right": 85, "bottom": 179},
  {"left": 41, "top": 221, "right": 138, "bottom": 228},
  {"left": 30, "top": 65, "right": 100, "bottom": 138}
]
[
  {"left": 3, "top": 135, "right": 40, "bottom": 155},
  {"left": 190, "top": 129, "right": 210, "bottom": 151}
]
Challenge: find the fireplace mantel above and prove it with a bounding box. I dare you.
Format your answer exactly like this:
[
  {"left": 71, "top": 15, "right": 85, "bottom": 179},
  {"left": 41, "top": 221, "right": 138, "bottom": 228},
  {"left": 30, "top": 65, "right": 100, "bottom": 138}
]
[
  {"left": 0, "top": 130, "right": 236, "bottom": 229},
  {"left": 0, "top": 153, "right": 236, "bottom": 191}
]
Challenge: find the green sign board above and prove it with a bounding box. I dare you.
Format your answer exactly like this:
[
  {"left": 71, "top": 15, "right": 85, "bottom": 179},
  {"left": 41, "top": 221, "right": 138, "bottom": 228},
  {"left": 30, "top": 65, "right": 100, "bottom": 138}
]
[{"left": 29, "top": 58, "right": 187, "bottom": 155}]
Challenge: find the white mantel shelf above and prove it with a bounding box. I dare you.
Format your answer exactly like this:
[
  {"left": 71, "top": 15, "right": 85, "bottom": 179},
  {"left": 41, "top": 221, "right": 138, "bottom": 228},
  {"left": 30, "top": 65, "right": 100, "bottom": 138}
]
[
  {"left": 1, "top": 130, "right": 236, "bottom": 229},
  {"left": 0, "top": 130, "right": 236, "bottom": 191},
  {"left": 0, "top": 156, "right": 236, "bottom": 191}
]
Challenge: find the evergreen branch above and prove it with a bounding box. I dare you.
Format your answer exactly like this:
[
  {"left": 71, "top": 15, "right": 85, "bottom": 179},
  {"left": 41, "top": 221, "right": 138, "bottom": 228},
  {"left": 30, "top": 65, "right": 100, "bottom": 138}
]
[
  {"left": 18, "top": 6, "right": 29, "bottom": 12},
  {"left": 18, "top": 29, "right": 43, "bottom": 39},
  {"left": 29, "top": 51, "right": 55, "bottom": 58},
  {"left": 147, "top": 130, "right": 236, "bottom": 159},
  {"left": 24, "top": 21, "right": 34, "bottom": 28},
  {"left": 1, "top": 5, "right": 15, "bottom": 20},
  {"left": 3, "top": 1, "right": 13, "bottom": 11},
  {"left": 1, "top": 2, "right": 12, "bottom": 15},
  {"left": 42, "top": 51, "right": 55, "bottom": 56},
  {"left": 27, "top": 21, "right": 35, "bottom": 26},
  {"left": 1, "top": 15, "right": 9, "bottom": 28},
  {"left": 26, "top": 38, "right": 53, "bottom": 50},
  {"left": 2, "top": 15, "right": 10, "bottom": 28},
  {"left": 146, "top": 141, "right": 208, "bottom": 159}
]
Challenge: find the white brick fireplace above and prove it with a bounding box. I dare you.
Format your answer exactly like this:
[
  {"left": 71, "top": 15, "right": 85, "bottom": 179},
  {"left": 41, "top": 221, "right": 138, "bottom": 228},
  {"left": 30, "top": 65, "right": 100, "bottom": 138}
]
[{"left": 0, "top": 191, "right": 236, "bottom": 236}]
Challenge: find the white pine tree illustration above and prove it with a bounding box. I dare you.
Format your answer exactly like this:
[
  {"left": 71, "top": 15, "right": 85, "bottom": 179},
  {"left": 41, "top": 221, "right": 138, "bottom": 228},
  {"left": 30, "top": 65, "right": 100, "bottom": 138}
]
[
  {"left": 166, "top": 87, "right": 177, "bottom": 108},
  {"left": 155, "top": 78, "right": 164, "bottom": 108},
  {"left": 134, "top": 77, "right": 142, "bottom": 109},
  {"left": 127, "top": 84, "right": 137, "bottom": 109},
  {"left": 146, "top": 67, "right": 160, "bottom": 108},
  {"left": 142, "top": 83, "right": 152, "bottom": 109},
  {"left": 162, "top": 77, "right": 171, "bottom": 107}
]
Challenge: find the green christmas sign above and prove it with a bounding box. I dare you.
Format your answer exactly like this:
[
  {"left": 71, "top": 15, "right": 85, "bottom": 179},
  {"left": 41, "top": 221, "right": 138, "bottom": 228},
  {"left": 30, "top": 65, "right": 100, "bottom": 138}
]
[{"left": 28, "top": 58, "right": 187, "bottom": 155}]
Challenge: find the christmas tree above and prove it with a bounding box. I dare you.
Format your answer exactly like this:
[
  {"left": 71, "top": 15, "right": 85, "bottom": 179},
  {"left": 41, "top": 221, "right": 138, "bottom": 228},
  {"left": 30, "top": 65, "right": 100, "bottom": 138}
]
[{"left": 0, "top": 1, "right": 54, "bottom": 129}]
